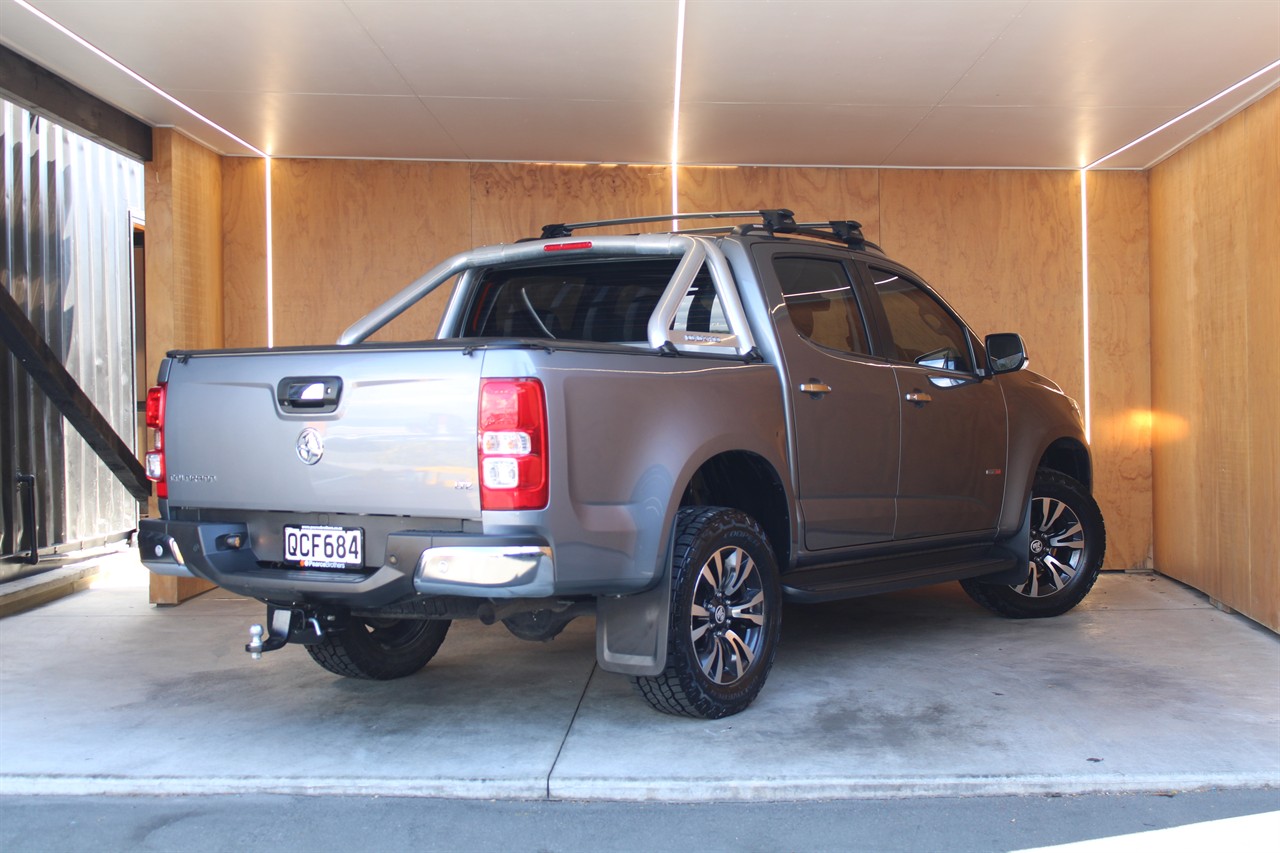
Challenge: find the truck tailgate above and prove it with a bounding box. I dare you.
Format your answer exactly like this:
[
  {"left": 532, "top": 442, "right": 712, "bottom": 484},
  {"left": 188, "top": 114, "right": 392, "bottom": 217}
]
[{"left": 161, "top": 347, "right": 482, "bottom": 519}]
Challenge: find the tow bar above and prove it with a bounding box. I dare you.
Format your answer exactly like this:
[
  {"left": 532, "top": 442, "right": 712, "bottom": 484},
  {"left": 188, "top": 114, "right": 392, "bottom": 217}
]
[{"left": 245, "top": 606, "right": 325, "bottom": 659}]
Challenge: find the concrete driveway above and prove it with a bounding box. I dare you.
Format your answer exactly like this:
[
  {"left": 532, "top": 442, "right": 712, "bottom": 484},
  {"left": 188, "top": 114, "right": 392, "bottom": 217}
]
[{"left": 1, "top": 553, "right": 1277, "bottom": 801}]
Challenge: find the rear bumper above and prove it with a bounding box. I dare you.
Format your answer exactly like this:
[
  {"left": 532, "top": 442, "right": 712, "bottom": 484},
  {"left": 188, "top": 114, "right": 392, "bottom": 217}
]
[{"left": 138, "top": 519, "right": 556, "bottom": 607}]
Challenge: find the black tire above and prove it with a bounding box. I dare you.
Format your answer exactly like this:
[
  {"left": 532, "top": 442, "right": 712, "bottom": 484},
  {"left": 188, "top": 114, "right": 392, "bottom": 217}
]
[
  {"left": 306, "top": 616, "right": 450, "bottom": 680},
  {"left": 961, "top": 469, "right": 1106, "bottom": 618},
  {"left": 631, "top": 507, "right": 781, "bottom": 719}
]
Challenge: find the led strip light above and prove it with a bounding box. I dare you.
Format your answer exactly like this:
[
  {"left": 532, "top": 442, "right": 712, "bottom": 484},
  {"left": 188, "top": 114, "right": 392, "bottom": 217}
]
[{"left": 670, "top": 0, "right": 687, "bottom": 225}]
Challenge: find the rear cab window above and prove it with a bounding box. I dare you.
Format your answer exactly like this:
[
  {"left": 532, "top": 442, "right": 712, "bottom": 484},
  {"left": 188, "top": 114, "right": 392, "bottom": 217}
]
[{"left": 464, "top": 259, "right": 733, "bottom": 348}]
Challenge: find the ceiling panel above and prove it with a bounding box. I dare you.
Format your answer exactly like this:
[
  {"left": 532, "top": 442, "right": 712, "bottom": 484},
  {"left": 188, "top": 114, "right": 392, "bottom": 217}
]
[
  {"left": 18, "top": 0, "right": 413, "bottom": 95},
  {"left": 882, "top": 104, "right": 1181, "bottom": 168},
  {"left": 679, "top": 101, "right": 928, "bottom": 165},
  {"left": 422, "top": 97, "right": 672, "bottom": 163},
  {"left": 681, "top": 0, "right": 1023, "bottom": 105},
  {"left": 944, "top": 0, "right": 1280, "bottom": 108},
  {"left": 165, "top": 90, "right": 467, "bottom": 159},
  {"left": 1, "top": 0, "right": 1277, "bottom": 168},
  {"left": 347, "top": 0, "right": 678, "bottom": 101}
]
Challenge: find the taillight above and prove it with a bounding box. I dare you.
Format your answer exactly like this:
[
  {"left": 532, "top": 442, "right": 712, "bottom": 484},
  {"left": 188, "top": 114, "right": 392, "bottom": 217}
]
[
  {"left": 145, "top": 384, "right": 167, "bottom": 499},
  {"left": 478, "top": 378, "right": 547, "bottom": 511}
]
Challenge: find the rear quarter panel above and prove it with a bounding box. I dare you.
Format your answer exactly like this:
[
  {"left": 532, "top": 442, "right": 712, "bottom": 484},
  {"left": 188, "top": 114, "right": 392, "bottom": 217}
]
[{"left": 478, "top": 346, "right": 790, "bottom": 594}]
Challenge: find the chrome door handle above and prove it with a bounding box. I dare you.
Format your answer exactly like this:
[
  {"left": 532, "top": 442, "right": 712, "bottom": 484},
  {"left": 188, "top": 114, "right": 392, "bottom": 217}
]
[
  {"left": 904, "top": 391, "right": 932, "bottom": 404},
  {"left": 799, "top": 382, "right": 832, "bottom": 397}
]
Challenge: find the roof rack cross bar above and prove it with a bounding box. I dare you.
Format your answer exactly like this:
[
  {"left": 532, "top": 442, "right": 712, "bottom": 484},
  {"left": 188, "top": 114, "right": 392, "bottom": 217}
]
[{"left": 537, "top": 210, "right": 792, "bottom": 240}]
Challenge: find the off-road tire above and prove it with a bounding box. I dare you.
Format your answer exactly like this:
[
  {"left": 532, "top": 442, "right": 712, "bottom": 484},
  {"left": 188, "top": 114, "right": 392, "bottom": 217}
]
[
  {"left": 632, "top": 507, "right": 781, "bottom": 718},
  {"left": 962, "top": 469, "right": 1105, "bottom": 618},
  {"left": 307, "top": 616, "right": 450, "bottom": 680}
]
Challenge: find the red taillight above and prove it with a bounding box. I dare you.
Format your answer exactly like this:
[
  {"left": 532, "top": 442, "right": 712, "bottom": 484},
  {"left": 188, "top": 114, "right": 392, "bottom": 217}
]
[
  {"left": 478, "top": 378, "right": 548, "bottom": 511},
  {"left": 145, "top": 383, "right": 167, "bottom": 499},
  {"left": 145, "top": 384, "right": 165, "bottom": 429}
]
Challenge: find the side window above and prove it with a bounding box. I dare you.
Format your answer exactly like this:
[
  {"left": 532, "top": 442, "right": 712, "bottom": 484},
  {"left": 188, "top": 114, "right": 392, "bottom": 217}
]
[
  {"left": 774, "top": 256, "right": 870, "bottom": 356},
  {"left": 870, "top": 267, "right": 973, "bottom": 372}
]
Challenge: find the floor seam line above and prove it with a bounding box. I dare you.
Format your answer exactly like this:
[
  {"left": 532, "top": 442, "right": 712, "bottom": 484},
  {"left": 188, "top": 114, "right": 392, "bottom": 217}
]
[{"left": 546, "top": 661, "right": 596, "bottom": 800}]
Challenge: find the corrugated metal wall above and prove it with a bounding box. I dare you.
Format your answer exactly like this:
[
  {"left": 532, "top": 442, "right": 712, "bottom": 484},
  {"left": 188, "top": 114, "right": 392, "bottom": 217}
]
[{"left": 1, "top": 98, "right": 144, "bottom": 565}]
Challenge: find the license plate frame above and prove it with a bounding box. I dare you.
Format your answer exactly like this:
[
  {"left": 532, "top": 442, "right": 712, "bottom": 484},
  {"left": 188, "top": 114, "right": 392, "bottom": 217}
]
[{"left": 282, "top": 524, "right": 364, "bottom": 569}]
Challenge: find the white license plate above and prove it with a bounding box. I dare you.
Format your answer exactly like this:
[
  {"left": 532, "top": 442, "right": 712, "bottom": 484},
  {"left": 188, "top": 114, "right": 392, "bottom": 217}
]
[{"left": 283, "top": 525, "right": 364, "bottom": 569}]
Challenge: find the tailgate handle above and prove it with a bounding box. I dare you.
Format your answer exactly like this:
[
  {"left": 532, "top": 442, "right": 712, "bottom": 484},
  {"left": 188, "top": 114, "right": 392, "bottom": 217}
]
[{"left": 278, "top": 377, "right": 343, "bottom": 414}]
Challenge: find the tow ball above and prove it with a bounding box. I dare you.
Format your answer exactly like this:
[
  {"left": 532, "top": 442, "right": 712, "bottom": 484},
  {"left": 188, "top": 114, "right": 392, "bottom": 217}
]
[{"left": 245, "top": 606, "right": 325, "bottom": 659}]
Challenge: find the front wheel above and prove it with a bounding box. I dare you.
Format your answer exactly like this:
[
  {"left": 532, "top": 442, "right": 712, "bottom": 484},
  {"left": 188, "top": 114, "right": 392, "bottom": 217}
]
[
  {"left": 961, "top": 469, "right": 1106, "bottom": 618},
  {"left": 632, "top": 507, "right": 781, "bottom": 719},
  {"left": 307, "top": 616, "right": 450, "bottom": 680}
]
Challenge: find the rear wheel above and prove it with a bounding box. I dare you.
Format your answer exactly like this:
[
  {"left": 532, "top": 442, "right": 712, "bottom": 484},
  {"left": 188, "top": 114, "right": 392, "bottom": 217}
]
[
  {"left": 962, "top": 469, "right": 1105, "bottom": 618},
  {"left": 632, "top": 507, "right": 781, "bottom": 719},
  {"left": 307, "top": 616, "right": 450, "bottom": 680}
]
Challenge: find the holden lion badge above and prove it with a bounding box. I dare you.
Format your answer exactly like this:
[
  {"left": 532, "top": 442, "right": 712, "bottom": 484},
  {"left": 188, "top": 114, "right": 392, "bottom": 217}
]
[{"left": 296, "top": 428, "right": 324, "bottom": 465}]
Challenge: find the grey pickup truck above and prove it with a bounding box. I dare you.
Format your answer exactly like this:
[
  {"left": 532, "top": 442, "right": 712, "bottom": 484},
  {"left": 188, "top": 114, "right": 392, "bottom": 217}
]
[{"left": 139, "top": 209, "right": 1105, "bottom": 719}]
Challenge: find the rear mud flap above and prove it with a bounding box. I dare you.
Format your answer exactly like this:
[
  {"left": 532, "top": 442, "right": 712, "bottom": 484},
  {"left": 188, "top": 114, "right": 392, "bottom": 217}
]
[{"left": 595, "top": 572, "right": 670, "bottom": 676}]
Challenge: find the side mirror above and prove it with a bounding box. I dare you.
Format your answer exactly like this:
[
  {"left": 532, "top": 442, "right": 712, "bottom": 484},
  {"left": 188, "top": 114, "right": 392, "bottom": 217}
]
[{"left": 985, "top": 333, "right": 1027, "bottom": 374}]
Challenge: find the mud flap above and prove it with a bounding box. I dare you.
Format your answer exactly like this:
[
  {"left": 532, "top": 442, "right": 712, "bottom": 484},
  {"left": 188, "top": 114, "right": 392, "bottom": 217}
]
[
  {"left": 595, "top": 574, "right": 670, "bottom": 676},
  {"left": 594, "top": 524, "right": 676, "bottom": 677}
]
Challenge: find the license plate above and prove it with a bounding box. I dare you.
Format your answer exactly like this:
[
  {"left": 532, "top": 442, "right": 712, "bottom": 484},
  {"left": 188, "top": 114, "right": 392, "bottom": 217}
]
[{"left": 283, "top": 525, "right": 364, "bottom": 569}]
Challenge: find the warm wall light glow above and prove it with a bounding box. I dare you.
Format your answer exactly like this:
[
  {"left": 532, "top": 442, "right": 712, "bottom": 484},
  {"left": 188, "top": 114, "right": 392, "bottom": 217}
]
[
  {"left": 1149, "top": 411, "right": 1190, "bottom": 444},
  {"left": 670, "top": 0, "right": 687, "bottom": 225}
]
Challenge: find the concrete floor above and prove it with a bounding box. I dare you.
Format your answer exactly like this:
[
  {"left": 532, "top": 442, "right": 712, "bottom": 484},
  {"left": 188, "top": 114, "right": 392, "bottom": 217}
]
[{"left": 1, "top": 552, "right": 1277, "bottom": 802}]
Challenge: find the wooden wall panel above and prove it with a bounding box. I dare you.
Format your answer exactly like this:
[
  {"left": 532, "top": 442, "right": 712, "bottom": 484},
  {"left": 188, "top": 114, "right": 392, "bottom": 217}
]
[
  {"left": 270, "top": 160, "right": 473, "bottom": 347},
  {"left": 470, "top": 163, "right": 670, "bottom": 246},
  {"left": 221, "top": 157, "right": 267, "bottom": 349},
  {"left": 1151, "top": 88, "right": 1279, "bottom": 630},
  {"left": 144, "top": 128, "right": 223, "bottom": 604},
  {"left": 880, "top": 171, "right": 1085, "bottom": 406},
  {"left": 1086, "top": 171, "right": 1153, "bottom": 570},
  {"left": 1244, "top": 90, "right": 1279, "bottom": 631},
  {"left": 677, "top": 166, "right": 880, "bottom": 243}
]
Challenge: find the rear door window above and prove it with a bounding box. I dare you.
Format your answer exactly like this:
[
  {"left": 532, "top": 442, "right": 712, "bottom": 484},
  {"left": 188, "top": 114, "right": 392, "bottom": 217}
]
[{"left": 774, "top": 256, "right": 871, "bottom": 355}]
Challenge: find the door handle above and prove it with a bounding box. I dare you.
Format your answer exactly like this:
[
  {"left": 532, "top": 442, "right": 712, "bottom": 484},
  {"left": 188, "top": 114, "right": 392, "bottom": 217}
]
[
  {"left": 799, "top": 382, "right": 832, "bottom": 397},
  {"left": 904, "top": 391, "right": 932, "bottom": 404}
]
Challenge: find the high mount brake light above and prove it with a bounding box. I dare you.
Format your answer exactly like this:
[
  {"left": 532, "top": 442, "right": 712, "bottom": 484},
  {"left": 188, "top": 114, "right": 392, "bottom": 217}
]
[
  {"left": 478, "top": 378, "right": 548, "bottom": 511},
  {"left": 145, "top": 384, "right": 167, "bottom": 499},
  {"left": 543, "top": 241, "right": 592, "bottom": 252}
]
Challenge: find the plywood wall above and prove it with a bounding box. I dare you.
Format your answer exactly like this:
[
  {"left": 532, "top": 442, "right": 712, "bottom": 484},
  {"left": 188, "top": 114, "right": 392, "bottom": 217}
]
[
  {"left": 1150, "top": 88, "right": 1279, "bottom": 630},
  {"left": 143, "top": 128, "right": 223, "bottom": 604},
  {"left": 471, "top": 163, "right": 670, "bottom": 246},
  {"left": 1086, "top": 171, "right": 1153, "bottom": 571},
  {"left": 268, "top": 160, "right": 473, "bottom": 347},
  {"left": 678, "top": 166, "right": 880, "bottom": 242},
  {"left": 221, "top": 157, "right": 267, "bottom": 348}
]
